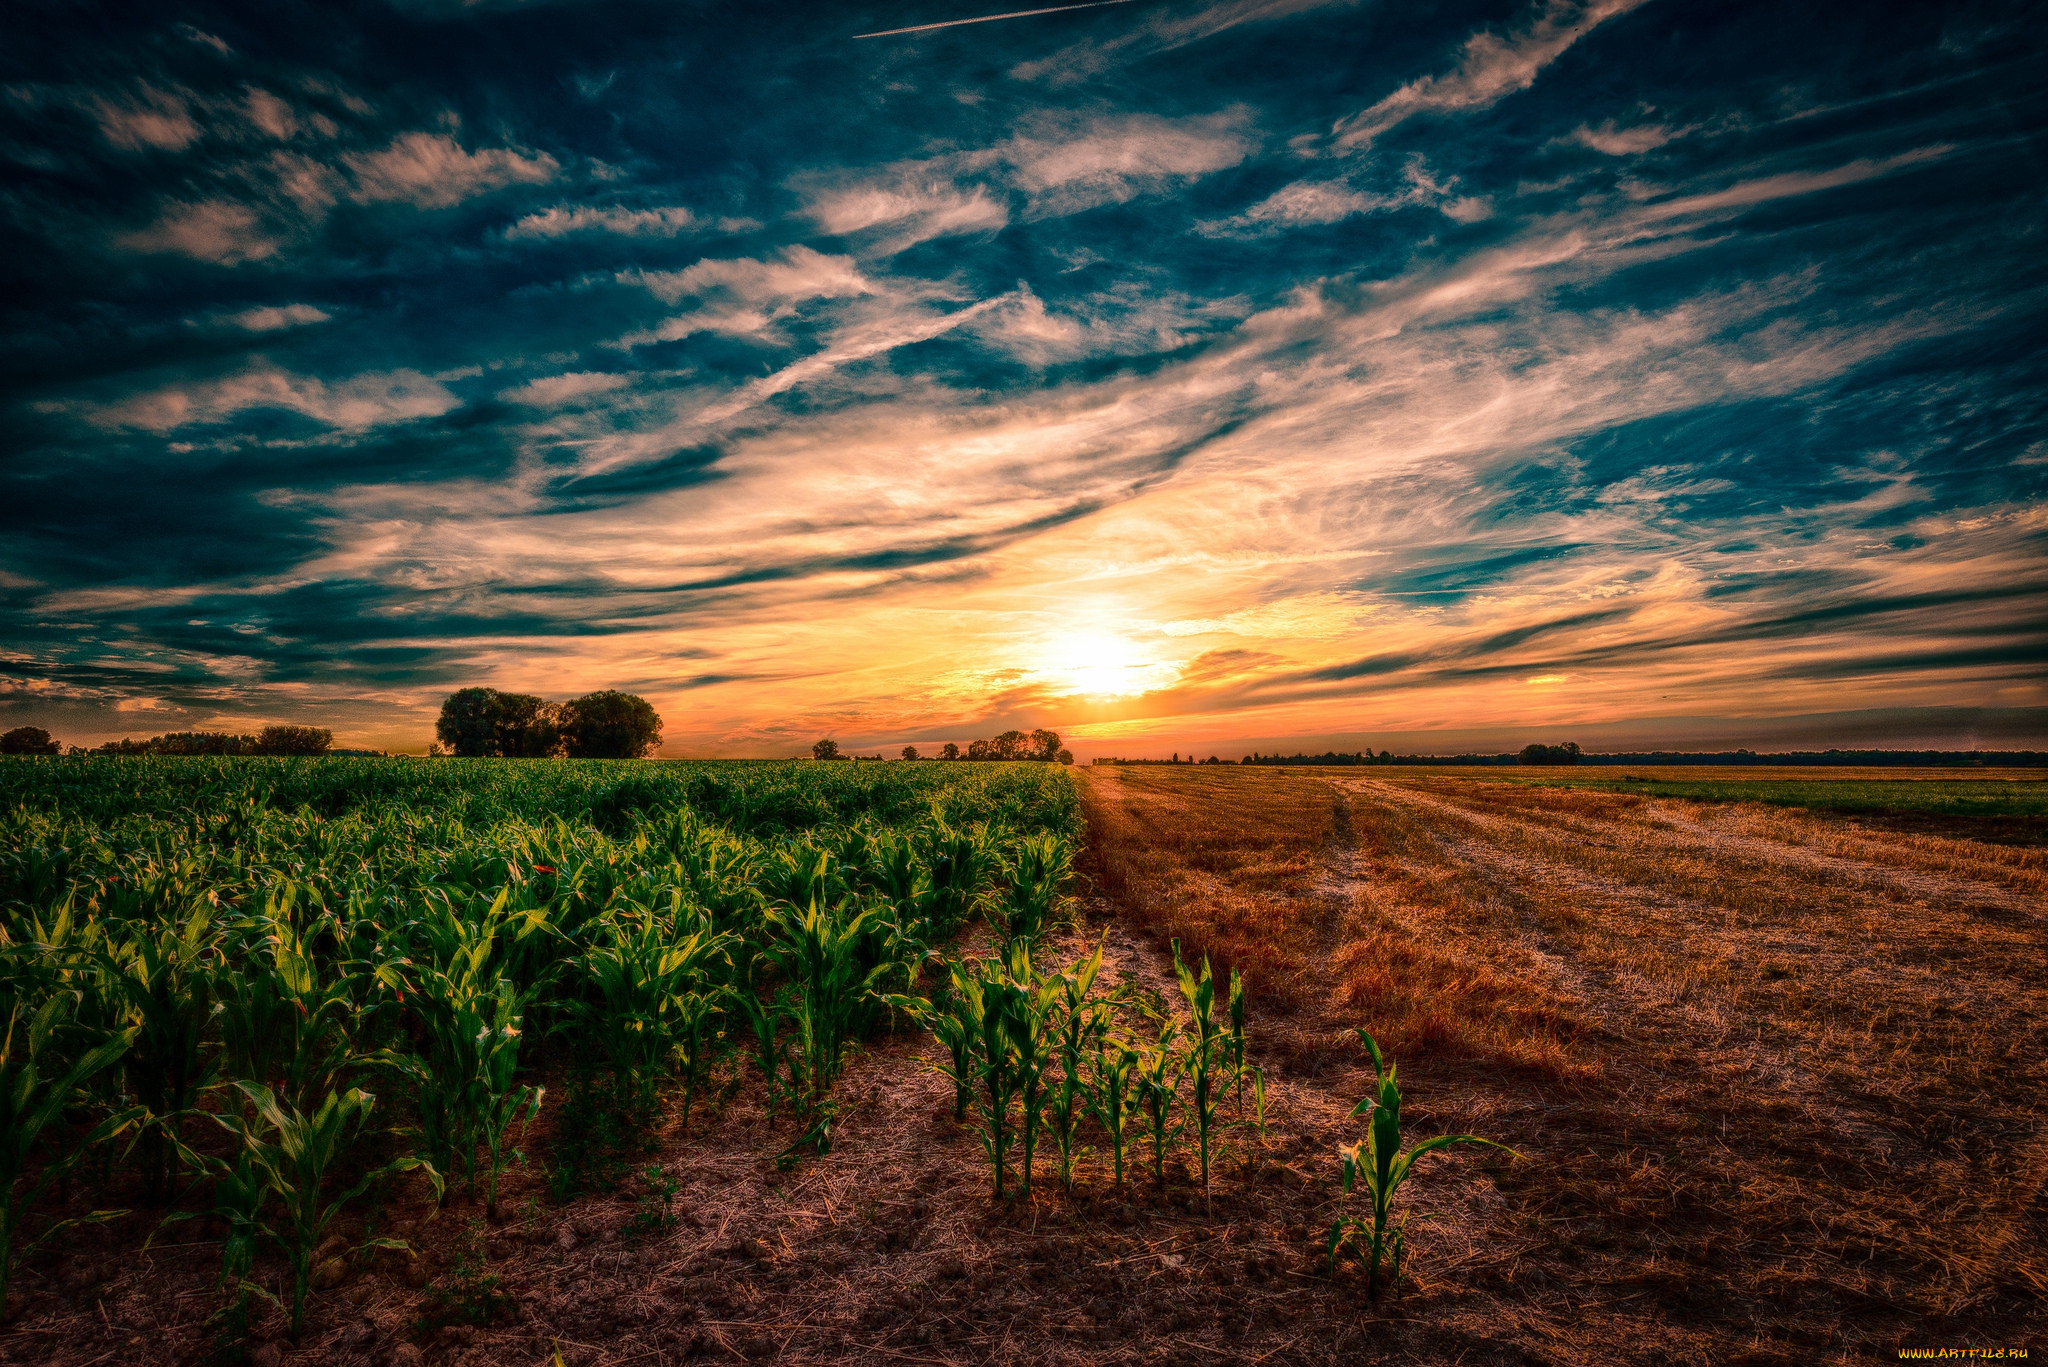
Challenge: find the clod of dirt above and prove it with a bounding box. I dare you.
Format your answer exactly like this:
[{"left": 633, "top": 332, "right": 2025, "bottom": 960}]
[
  {"left": 248, "top": 1345, "right": 281, "bottom": 1367},
  {"left": 555, "top": 1226, "right": 578, "bottom": 1252},
  {"left": 313, "top": 1257, "right": 348, "bottom": 1289},
  {"left": 388, "top": 1346, "right": 424, "bottom": 1367}
]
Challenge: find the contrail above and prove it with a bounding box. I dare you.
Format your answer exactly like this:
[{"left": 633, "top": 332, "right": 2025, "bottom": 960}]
[{"left": 854, "top": 0, "right": 1135, "bottom": 39}]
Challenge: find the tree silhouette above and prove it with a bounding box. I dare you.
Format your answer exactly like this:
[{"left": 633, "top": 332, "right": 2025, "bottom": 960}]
[
  {"left": 559, "top": 691, "right": 663, "bottom": 758},
  {"left": 1519, "top": 741, "right": 1581, "bottom": 766},
  {"left": 901, "top": 745, "right": 920, "bottom": 760},
  {"left": 0, "top": 727, "right": 58, "bottom": 756},
  {"left": 812, "top": 738, "right": 841, "bottom": 761},
  {"left": 940, "top": 741, "right": 959, "bottom": 760},
  {"left": 437, "top": 688, "right": 503, "bottom": 757},
  {"left": 495, "top": 693, "right": 562, "bottom": 757},
  {"left": 255, "top": 725, "right": 331, "bottom": 756},
  {"left": 1028, "top": 728, "right": 1061, "bottom": 762}
]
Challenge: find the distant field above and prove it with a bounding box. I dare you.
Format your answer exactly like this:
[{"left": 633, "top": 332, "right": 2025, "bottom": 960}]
[{"left": 1399, "top": 764, "right": 2048, "bottom": 820}]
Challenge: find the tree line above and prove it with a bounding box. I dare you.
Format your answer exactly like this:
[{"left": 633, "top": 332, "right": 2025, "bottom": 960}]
[
  {"left": 434, "top": 688, "right": 662, "bottom": 759},
  {"left": 813, "top": 728, "right": 1073, "bottom": 765},
  {"left": 1, "top": 725, "right": 333, "bottom": 756}
]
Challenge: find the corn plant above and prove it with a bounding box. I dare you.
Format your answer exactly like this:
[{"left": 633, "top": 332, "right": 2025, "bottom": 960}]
[
  {"left": 1327, "top": 1029, "right": 1515, "bottom": 1296},
  {"left": 209, "top": 1082, "right": 440, "bottom": 1340},
  {"left": 671, "top": 984, "right": 724, "bottom": 1131},
  {"left": 914, "top": 952, "right": 1027, "bottom": 1198},
  {"left": 889, "top": 977, "right": 975, "bottom": 1122},
  {"left": 1043, "top": 940, "right": 1108, "bottom": 1192},
  {"left": 737, "top": 980, "right": 793, "bottom": 1120},
  {"left": 1010, "top": 943, "right": 1057, "bottom": 1200},
  {"left": 761, "top": 893, "right": 888, "bottom": 1128},
  {"left": 1173, "top": 942, "right": 1232, "bottom": 1198},
  {"left": 922, "top": 822, "right": 995, "bottom": 934},
  {"left": 400, "top": 890, "right": 546, "bottom": 1218},
  {"left": 474, "top": 984, "right": 543, "bottom": 1219},
  {"left": 215, "top": 894, "right": 360, "bottom": 1113},
  {"left": 995, "top": 833, "right": 1073, "bottom": 945},
  {"left": 1085, "top": 1031, "right": 1142, "bottom": 1190},
  {"left": 1227, "top": 967, "right": 1248, "bottom": 1114},
  {"left": 0, "top": 989, "right": 140, "bottom": 1318},
  {"left": 1135, "top": 1018, "right": 1185, "bottom": 1187},
  {"left": 567, "top": 905, "right": 733, "bottom": 1112},
  {"left": 107, "top": 902, "right": 220, "bottom": 1203},
  {"left": 96, "top": 883, "right": 222, "bottom": 1204}
]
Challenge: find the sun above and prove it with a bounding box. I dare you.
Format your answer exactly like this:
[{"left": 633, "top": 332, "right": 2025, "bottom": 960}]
[{"left": 1028, "top": 631, "right": 1178, "bottom": 699}]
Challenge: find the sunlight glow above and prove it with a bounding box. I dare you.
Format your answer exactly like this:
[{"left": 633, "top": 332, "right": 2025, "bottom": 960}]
[{"left": 1026, "top": 631, "right": 1180, "bottom": 698}]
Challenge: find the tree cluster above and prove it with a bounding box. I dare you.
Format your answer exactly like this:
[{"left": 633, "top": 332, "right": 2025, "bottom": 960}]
[
  {"left": 435, "top": 688, "right": 663, "bottom": 759},
  {"left": 1519, "top": 741, "right": 1582, "bottom": 766},
  {"left": 0, "top": 726, "right": 60, "bottom": 756},
  {"left": 65, "top": 726, "right": 334, "bottom": 757},
  {"left": 966, "top": 728, "right": 1070, "bottom": 763},
  {"left": 814, "top": 729, "right": 1073, "bottom": 765}
]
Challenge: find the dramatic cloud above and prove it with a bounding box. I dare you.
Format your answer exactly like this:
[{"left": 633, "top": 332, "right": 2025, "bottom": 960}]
[
  {"left": 505, "top": 204, "right": 727, "bottom": 240},
  {"left": 93, "top": 365, "right": 460, "bottom": 432},
  {"left": 216, "top": 303, "right": 331, "bottom": 332},
  {"left": 342, "top": 132, "right": 558, "bottom": 209},
  {"left": 118, "top": 199, "right": 278, "bottom": 263},
  {"left": 1332, "top": 0, "right": 1650, "bottom": 150},
  {"left": 2, "top": 0, "right": 2042, "bottom": 754}
]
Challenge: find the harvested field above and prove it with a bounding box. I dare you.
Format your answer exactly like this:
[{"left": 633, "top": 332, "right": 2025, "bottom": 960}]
[{"left": 1078, "top": 765, "right": 2048, "bottom": 1363}]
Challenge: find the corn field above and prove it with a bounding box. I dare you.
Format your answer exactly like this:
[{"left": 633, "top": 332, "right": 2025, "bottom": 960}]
[{"left": 0, "top": 758, "right": 1091, "bottom": 1327}]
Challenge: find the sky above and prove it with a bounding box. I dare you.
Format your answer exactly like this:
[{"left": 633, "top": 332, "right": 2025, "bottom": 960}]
[{"left": 3, "top": 0, "right": 2045, "bottom": 758}]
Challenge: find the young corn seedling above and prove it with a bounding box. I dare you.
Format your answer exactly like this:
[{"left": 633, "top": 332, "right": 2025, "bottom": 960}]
[
  {"left": 920, "top": 952, "right": 1029, "bottom": 1198},
  {"left": 473, "top": 982, "right": 543, "bottom": 1221},
  {"left": 403, "top": 895, "right": 540, "bottom": 1211},
  {"left": 1085, "top": 1032, "right": 1142, "bottom": 1191},
  {"left": 1172, "top": 943, "right": 1232, "bottom": 1199},
  {"left": 921, "top": 822, "right": 995, "bottom": 935},
  {"left": 672, "top": 985, "right": 724, "bottom": 1132},
  {"left": 210, "top": 1082, "right": 440, "bottom": 1340},
  {"left": 568, "top": 907, "right": 733, "bottom": 1113},
  {"left": 762, "top": 892, "right": 889, "bottom": 1138},
  {"left": 214, "top": 894, "right": 360, "bottom": 1113},
  {"left": 1043, "top": 940, "right": 1108, "bottom": 1193},
  {"left": 107, "top": 900, "right": 219, "bottom": 1203},
  {"left": 1327, "top": 1029, "right": 1516, "bottom": 1297},
  {"left": 1135, "top": 1018, "right": 1185, "bottom": 1188},
  {"left": 995, "top": 833, "right": 1074, "bottom": 946},
  {"left": 886, "top": 974, "right": 975, "bottom": 1123},
  {"left": 738, "top": 981, "right": 793, "bottom": 1121},
  {"left": 1010, "top": 942, "right": 1058, "bottom": 1201},
  {"left": 0, "top": 989, "right": 141, "bottom": 1318},
  {"left": 1227, "top": 967, "right": 1248, "bottom": 1115}
]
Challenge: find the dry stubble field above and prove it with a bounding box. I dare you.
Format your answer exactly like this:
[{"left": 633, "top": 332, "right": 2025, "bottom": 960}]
[{"left": 1080, "top": 763, "right": 2047, "bottom": 1363}]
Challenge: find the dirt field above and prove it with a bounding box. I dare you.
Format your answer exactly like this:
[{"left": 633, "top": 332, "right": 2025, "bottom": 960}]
[{"left": 4, "top": 766, "right": 2042, "bottom": 1365}]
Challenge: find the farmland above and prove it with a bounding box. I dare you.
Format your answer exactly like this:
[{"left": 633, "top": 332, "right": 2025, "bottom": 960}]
[
  {"left": 0, "top": 757, "right": 2042, "bottom": 1365},
  {"left": 1083, "top": 764, "right": 2047, "bottom": 1361}
]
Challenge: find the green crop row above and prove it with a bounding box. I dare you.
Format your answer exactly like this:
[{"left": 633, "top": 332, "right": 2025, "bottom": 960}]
[{"left": 0, "top": 756, "right": 1078, "bottom": 1337}]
